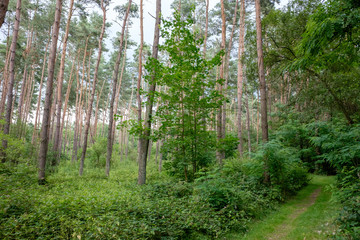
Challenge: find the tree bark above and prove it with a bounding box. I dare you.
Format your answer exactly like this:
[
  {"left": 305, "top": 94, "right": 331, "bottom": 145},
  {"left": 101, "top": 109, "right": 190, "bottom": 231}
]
[
  {"left": 203, "top": 0, "right": 209, "bottom": 58},
  {"left": 79, "top": 0, "right": 106, "bottom": 176},
  {"left": 53, "top": 0, "right": 74, "bottom": 158},
  {"left": 223, "top": 0, "right": 239, "bottom": 138},
  {"left": 38, "top": 0, "right": 62, "bottom": 183},
  {"left": 137, "top": 0, "right": 161, "bottom": 185},
  {"left": 106, "top": 0, "right": 132, "bottom": 177},
  {"left": 255, "top": 0, "right": 269, "bottom": 182},
  {"left": 136, "top": 0, "right": 144, "bottom": 169},
  {"left": 72, "top": 38, "right": 88, "bottom": 162},
  {"left": 237, "top": 0, "right": 245, "bottom": 156},
  {"left": 1, "top": 0, "right": 21, "bottom": 161},
  {"left": 216, "top": 0, "right": 226, "bottom": 165},
  {"left": 32, "top": 30, "right": 51, "bottom": 145}
]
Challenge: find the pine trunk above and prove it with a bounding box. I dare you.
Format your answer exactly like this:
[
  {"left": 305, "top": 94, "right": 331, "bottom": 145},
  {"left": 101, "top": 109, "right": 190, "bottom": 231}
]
[
  {"left": 137, "top": 0, "right": 161, "bottom": 185},
  {"left": 53, "top": 0, "right": 74, "bottom": 157},
  {"left": 106, "top": 0, "right": 132, "bottom": 177},
  {"left": 38, "top": 0, "right": 62, "bottom": 183},
  {"left": 79, "top": 0, "right": 106, "bottom": 176},
  {"left": 1, "top": 0, "right": 21, "bottom": 161}
]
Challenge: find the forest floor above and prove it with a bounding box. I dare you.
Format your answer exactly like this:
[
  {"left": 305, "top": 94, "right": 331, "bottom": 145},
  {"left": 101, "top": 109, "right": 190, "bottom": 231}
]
[{"left": 226, "top": 175, "right": 340, "bottom": 240}]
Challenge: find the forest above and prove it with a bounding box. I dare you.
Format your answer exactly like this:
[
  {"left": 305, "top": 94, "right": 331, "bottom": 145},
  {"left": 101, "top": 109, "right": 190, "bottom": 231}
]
[{"left": 0, "top": 0, "right": 359, "bottom": 239}]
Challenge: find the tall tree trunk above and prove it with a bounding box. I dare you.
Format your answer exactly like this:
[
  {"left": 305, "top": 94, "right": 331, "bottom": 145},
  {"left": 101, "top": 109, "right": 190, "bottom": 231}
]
[
  {"left": 32, "top": 30, "right": 51, "bottom": 145},
  {"left": 92, "top": 78, "right": 106, "bottom": 141},
  {"left": 72, "top": 39, "right": 88, "bottom": 162},
  {"left": 106, "top": 0, "right": 132, "bottom": 177},
  {"left": 203, "top": 0, "right": 209, "bottom": 58},
  {"left": 58, "top": 51, "right": 78, "bottom": 156},
  {"left": 1, "top": 0, "right": 21, "bottom": 161},
  {"left": 111, "top": 24, "right": 128, "bottom": 147},
  {"left": 216, "top": 0, "right": 226, "bottom": 164},
  {"left": 0, "top": 28, "right": 11, "bottom": 119},
  {"left": 137, "top": 0, "right": 161, "bottom": 185},
  {"left": 38, "top": 0, "right": 62, "bottom": 183},
  {"left": 79, "top": 0, "right": 106, "bottom": 176},
  {"left": 223, "top": 0, "right": 239, "bottom": 137},
  {"left": 0, "top": 0, "right": 9, "bottom": 28},
  {"left": 245, "top": 85, "right": 251, "bottom": 154},
  {"left": 237, "top": 0, "right": 245, "bottom": 156},
  {"left": 255, "top": 0, "right": 269, "bottom": 182},
  {"left": 136, "top": 0, "right": 144, "bottom": 166},
  {"left": 53, "top": 0, "right": 74, "bottom": 158}
]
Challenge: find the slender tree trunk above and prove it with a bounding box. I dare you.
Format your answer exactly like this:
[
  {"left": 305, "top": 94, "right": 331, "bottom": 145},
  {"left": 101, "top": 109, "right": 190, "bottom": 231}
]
[
  {"left": 106, "top": 0, "right": 132, "bottom": 177},
  {"left": 72, "top": 38, "right": 88, "bottom": 162},
  {"left": 38, "top": 0, "right": 62, "bottom": 183},
  {"left": 92, "top": 78, "right": 106, "bottom": 141},
  {"left": 32, "top": 30, "right": 51, "bottom": 144},
  {"left": 237, "top": 0, "right": 245, "bottom": 156},
  {"left": 53, "top": 0, "right": 74, "bottom": 158},
  {"left": 1, "top": 0, "right": 21, "bottom": 161},
  {"left": 136, "top": 0, "right": 144, "bottom": 166},
  {"left": 111, "top": 24, "right": 128, "bottom": 147},
  {"left": 137, "top": 0, "right": 161, "bottom": 185},
  {"left": 79, "top": 0, "right": 106, "bottom": 176},
  {"left": 203, "top": 0, "right": 209, "bottom": 58},
  {"left": 59, "top": 51, "right": 77, "bottom": 156},
  {"left": 216, "top": 0, "right": 226, "bottom": 164},
  {"left": 0, "top": 30, "right": 11, "bottom": 118},
  {"left": 245, "top": 86, "right": 251, "bottom": 154},
  {"left": 223, "top": 0, "right": 239, "bottom": 136}
]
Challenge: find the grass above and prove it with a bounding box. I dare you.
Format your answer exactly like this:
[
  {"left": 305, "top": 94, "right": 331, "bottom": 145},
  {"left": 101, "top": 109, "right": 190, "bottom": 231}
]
[{"left": 226, "top": 174, "right": 340, "bottom": 240}]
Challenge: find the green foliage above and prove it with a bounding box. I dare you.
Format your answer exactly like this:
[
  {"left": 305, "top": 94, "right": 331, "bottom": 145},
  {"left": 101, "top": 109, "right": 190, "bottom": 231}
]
[
  {"left": 0, "top": 131, "right": 35, "bottom": 164},
  {"left": 255, "top": 140, "right": 309, "bottom": 197},
  {"left": 87, "top": 137, "right": 108, "bottom": 167}
]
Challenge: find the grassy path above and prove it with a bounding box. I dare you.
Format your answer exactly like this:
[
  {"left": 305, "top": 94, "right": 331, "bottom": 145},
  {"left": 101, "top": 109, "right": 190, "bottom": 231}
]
[{"left": 227, "top": 175, "right": 339, "bottom": 240}]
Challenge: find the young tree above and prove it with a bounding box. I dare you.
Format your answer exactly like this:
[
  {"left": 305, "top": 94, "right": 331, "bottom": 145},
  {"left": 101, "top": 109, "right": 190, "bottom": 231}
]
[
  {"left": 140, "top": 10, "right": 224, "bottom": 181},
  {"left": 38, "top": 0, "right": 62, "bottom": 184}
]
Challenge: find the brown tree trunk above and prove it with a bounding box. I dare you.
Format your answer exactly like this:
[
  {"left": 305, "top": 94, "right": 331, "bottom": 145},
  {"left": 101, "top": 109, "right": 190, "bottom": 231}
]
[
  {"left": 237, "top": 0, "right": 245, "bottom": 156},
  {"left": 245, "top": 86, "right": 251, "bottom": 154},
  {"left": 136, "top": 0, "right": 144, "bottom": 167},
  {"left": 32, "top": 30, "right": 51, "bottom": 145},
  {"left": 92, "top": 78, "right": 106, "bottom": 141},
  {"left": 38, "top": 0, "right": 62, "bottom": 183},
  {"left": 111, "top": 24, "right": 128, "bottom": 147},
  {"left": 79, "top": 0, "right": 106, "bottom": 176},
  {"left": 106, "top": 0, "right": 132, "bottom": 177},
  {"left": 0, "top": 0, "right": 9, "bottom": 29},
  {"left": 223, "top": 0, "right": 239, "bottom": 137},
  {"left": 58, "top": 51, "right": 78, "bottom": 156},
  {"left": 137, "top": 0, "right": 161, "bottom": 185},
  {"left": 203, "top": 0, "right": 209, "bottom": 58},
  {"left": 72, "top": 38, "right": 88, "bottom": 162},
  {"left": 53, "top": 0, "right": 74, "bottom": 158},
  {"left": 216, "top": 0, "right": 226, "bottom": 164},
  {"left": 1, "top": 0, "right": 21, "bottom": 161},
  {"left": 0, "top": 29, "right": 11, "bottom": 119}
]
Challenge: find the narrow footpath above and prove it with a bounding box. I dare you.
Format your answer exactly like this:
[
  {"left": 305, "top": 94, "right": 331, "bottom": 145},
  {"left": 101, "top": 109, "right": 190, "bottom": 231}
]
[{"left": 227, "top": 175, "right": 339, "bottom": 240}]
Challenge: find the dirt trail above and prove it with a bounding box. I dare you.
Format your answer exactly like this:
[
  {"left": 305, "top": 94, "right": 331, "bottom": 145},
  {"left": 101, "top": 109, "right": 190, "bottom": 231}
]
[{"left": 267, "top": 188, "right": 321, "bottom": 240}]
